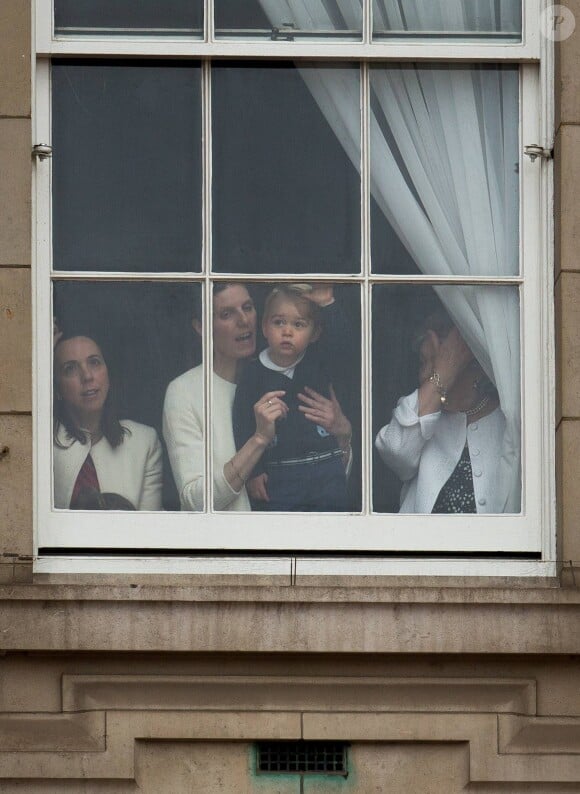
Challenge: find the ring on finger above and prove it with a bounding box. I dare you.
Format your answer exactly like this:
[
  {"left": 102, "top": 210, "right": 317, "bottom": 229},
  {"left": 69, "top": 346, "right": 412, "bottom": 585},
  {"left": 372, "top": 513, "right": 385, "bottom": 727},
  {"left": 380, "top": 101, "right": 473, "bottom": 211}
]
[{"left": 267, "top": 399, "right": 273, "bottom": 406}]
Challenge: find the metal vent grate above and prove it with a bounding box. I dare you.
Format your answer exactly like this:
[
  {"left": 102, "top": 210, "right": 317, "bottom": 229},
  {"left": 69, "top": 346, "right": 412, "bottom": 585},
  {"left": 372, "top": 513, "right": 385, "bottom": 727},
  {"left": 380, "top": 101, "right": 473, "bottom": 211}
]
[{"left": 256, "top": 741, "right": 348, "bottom": 776}]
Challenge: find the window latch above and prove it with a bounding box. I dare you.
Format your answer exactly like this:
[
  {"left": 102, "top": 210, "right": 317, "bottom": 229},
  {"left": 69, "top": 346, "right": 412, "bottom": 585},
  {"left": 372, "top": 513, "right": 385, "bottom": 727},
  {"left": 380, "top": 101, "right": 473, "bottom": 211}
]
[
  {"left": 32, "top": 143, "right": 53, "bottom": 161},
  {"left": 524, "top": 144, "right": 552, "bottom": 162},
  {"left": 271, "top": 22, "right": 296, "bottom": 41}
]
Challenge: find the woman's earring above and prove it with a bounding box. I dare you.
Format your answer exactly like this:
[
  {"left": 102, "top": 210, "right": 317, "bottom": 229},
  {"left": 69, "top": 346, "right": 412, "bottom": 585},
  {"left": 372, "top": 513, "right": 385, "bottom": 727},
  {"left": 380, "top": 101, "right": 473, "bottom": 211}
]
[{"left": 473, "top": 377, "right": 481, "bottom": 392}]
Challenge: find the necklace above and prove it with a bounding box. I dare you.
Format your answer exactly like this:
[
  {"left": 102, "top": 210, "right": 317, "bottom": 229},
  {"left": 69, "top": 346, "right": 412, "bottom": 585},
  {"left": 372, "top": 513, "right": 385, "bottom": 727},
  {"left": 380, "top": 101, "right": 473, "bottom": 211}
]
[{"left": 464, "top": 395, "right": 490, "bottom": 417}]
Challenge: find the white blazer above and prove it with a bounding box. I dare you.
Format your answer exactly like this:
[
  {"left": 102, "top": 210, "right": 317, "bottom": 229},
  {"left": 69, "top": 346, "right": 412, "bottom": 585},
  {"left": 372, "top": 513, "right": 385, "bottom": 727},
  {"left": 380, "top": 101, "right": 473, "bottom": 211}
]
[
  {"left": 375, "top": 389, "right": 508, "bottom": 514},
  {"left": 53, "top": 419, "right": 163, "bottom": 510}
]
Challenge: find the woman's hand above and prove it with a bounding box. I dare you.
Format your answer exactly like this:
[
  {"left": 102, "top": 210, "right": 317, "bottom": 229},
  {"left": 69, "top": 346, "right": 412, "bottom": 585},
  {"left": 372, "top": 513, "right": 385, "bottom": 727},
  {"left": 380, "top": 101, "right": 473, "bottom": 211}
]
[
  {"left": 53, "top": 318, "right": 63, "bottom": 348},
  {"left": 418, "top": 327, "right": 474, "bottom": 416},
  {"left": 303, "top": 283, "right": 335, "bottom": 308},
  {"left": 431, "top": 328, "right": 473, "bottom": 390},
  {"left": 253, "top": 390, "right": 288, "bottom": 446},
  {"left": 248, "top": 472, "right": 269, "bottom": 502},
  {"left": 298, "top": 385, "right": 351, "bottom": 446}
]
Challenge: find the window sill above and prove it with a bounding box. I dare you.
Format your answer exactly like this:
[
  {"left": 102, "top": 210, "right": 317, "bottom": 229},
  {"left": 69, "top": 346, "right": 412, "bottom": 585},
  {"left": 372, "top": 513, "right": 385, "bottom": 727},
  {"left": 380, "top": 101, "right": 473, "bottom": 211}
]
[{"left": 0, "top": 577, "right": 578, "bottom": 654}]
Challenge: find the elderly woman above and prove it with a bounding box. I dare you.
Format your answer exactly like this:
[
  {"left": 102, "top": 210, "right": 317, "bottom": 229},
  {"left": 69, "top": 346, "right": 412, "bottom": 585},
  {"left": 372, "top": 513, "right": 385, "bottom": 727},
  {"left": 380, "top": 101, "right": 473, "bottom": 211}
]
[
  {"left": 162, "top": 282, "right": 352, "bottom": 511},
  {"left": 53, "top": 332, "right": 163, "bottom": 510},
  {"left": 375, "top": 311, "right": 506, "bottom": 514}
]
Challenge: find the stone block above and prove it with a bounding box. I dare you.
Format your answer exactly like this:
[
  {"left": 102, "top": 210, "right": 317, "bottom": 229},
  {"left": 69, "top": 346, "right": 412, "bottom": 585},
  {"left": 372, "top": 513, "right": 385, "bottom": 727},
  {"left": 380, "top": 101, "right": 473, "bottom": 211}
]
[
  {"left": 558, "top": 418, "right": 580, "bottom": 564},
  {"left": 555, "top": 272, "right": 580, "bottom": 418},
  {"left": 556, "top": 0, "right": 580, "bottom": 126},
  {"left": 0, "top": 414, "right": 32, "bottom": 556},
  {"left": 305, "top": 743, "right": 468, "bottom": 794},
  {"left": 136, "top": 742, "right": 300, "bottom": 794},
  {"left": 0, "top": 119, "right": 31, "bottom": 266},
  {"left": 0, "top": 0, "right": 30, "bottom": 118},
  {"left": 0, "top": 268, "right": 31, "bottom": 412},
  {"left": 556, "top": 125, "right": 580, "bottom": 275}
]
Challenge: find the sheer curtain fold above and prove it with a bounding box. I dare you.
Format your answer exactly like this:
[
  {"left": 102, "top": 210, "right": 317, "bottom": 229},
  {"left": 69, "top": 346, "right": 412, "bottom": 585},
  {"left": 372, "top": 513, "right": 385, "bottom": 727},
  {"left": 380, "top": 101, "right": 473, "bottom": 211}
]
[
  {"left": 258, "top": 0, "right": 522, "bottom": 511},
  {"left": 373, "top": 0, "right": 521, "bottom": 35}
]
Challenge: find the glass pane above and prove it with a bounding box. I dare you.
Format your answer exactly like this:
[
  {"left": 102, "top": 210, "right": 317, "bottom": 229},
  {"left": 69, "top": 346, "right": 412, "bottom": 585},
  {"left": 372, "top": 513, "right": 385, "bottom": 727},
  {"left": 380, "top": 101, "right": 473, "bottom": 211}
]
[
  {"left": 212, "top": 63, "right": 361, "bottom": 275},
  {"left": 370, "top": 64, "right": 519, "bottom": 276},
  {"left": 215, "top": 0, "right": 362, "bottom": 41},
  {"left": 373, "top": 0, "right": 522, "bottom": 41},
  {"left": 54, "top": 0, "right": 203, "bottom": 37},
  {"left": 372, "top": 284, "right": 521, "bottom": 514},
  {"left": 214, "top": 282, "right": 361, "bottom": 512},
  {"left": 52, "top": 61, "right": 202, "bottom": 273},
  {"left": 53, "top": 281, "right": 202, "bottom": 511}
]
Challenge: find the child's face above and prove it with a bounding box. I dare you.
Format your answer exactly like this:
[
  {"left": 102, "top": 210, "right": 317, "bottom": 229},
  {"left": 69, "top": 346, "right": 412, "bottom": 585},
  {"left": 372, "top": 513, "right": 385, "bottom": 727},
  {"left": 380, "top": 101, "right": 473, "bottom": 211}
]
[{"left": 262, "top": 298, "right": 319, "bottom": 367}]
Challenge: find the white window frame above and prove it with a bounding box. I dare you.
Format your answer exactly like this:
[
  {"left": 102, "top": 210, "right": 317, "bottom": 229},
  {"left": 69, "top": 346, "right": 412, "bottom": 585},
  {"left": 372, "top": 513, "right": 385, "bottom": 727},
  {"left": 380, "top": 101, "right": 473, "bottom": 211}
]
[{"left": 32, "top": 0, "right": 556, "bottom": 577}]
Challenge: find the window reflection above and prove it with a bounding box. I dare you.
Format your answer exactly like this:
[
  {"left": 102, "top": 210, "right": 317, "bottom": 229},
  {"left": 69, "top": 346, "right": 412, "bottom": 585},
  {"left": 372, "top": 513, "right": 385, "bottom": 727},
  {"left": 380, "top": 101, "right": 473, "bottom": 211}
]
[
  {"left": 55, "top": 0, "right": 203, "bottom": 37},
  {"left": 372, "top": 284, "right": 521, "bottom": 514},
  {"left": 212, "top": 63, "right": 361, "bottom": 275},
  {"left": 52, "top": 61, "right": 202, "bottom": 273}
]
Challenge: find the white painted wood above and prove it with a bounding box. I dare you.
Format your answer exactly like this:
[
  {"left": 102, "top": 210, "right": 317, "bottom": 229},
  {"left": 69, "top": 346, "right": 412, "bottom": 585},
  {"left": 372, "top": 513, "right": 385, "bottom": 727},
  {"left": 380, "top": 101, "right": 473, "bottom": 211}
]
[
  {"left": 39, "top": 509, "right": 538, "bottom": 552},
  {"left": 35, "top": 39, "right": 540, "bottom": 61},
  {"left": 32, "top": 3, "right": 553, "bottom": 568},
  {"left": 34, "top": 555, "right": 556, "bottom": 578}
]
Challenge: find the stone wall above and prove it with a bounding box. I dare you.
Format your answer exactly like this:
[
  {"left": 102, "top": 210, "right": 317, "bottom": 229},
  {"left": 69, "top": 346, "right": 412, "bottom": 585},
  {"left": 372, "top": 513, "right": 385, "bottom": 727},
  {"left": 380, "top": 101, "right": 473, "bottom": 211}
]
[{"left": 1, "top": 1, "right": 580, "bottom": 789}]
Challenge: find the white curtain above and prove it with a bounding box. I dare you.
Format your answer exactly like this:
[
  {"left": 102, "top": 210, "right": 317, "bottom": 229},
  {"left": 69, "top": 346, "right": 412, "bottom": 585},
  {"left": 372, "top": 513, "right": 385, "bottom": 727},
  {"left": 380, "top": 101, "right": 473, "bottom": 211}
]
[
  {"left": 258, "top": 0, "right": 522, "bottom": 512},
  {"left": 374, "top": 0, "right": 521, "bottom": 36}
]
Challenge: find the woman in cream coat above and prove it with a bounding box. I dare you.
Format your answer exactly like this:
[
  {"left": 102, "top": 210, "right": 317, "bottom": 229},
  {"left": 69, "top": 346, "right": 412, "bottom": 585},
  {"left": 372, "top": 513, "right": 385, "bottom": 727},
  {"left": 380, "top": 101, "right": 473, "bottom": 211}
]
[{"left": 53, "top": 333, "right": 162, "bottom": 510}]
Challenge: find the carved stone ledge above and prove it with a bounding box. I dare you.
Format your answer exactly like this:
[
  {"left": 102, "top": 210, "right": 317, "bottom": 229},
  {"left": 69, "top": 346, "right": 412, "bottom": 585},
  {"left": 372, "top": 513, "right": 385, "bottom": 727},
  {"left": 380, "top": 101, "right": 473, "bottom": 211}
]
[{"left": 62, "top": 674, "right": 536, "bottom": 716}]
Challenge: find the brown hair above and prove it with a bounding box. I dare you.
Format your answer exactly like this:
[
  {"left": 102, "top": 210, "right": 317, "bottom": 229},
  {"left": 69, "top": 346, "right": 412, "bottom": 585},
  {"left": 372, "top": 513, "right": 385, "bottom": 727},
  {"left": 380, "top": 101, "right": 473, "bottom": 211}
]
[{"left": 54, "top": 333, "right": 127, "bottom": 450}]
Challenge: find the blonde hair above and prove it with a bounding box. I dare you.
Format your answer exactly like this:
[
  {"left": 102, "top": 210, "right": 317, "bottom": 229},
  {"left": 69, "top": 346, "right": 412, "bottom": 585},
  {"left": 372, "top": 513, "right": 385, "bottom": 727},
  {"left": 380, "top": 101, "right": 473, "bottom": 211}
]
[{"left": 263, "top": 285, "right": 321, "bottom": 330}]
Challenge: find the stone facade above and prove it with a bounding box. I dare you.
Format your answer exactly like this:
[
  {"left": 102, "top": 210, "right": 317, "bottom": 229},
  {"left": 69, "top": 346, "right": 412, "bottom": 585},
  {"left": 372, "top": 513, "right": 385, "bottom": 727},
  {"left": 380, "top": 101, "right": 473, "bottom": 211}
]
[{"left": 1, "top": 1, "right": 580, "bottom": 789}]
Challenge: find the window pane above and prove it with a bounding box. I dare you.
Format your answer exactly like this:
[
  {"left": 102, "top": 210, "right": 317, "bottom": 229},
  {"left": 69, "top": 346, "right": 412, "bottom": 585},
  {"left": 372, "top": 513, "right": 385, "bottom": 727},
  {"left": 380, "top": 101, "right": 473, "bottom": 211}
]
[
  {"left": 373, "top": 0, "right": 522, "bottom": 41},
  {"left": 212, "top": 63, "right": 361, "bottom": 275},
  {"left": 370, "top": 64, "right": 519, "bottom": 277},
  {"left": 54, "top": 0, "right": 203, "bottom": 37},
  {"left": 52, "top": 61, "right": 202, "bottom": 273},
  {"left": 215, "top": 282, "right": 361, "bottom": 512},
  {"left": 372, "top": 284, "right": 521, "bottom": 515},
  {"left": 53, "top": 281, "right": 202, "bottom": 511},
  {"left": 215, "top": 0, "right": 362, "bottom": 41}
]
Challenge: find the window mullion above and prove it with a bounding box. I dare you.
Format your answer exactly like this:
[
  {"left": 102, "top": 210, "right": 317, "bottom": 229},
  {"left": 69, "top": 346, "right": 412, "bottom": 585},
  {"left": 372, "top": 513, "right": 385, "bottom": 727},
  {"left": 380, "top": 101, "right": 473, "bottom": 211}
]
[
  {"left": 203, "top": 58, "right": 213, "bottom": 514},
  {"left": 206, "top": 0, "right": 214, "bottom": 42},
  {"left": 361, "top": 60, "right": 371, "bottom": 515}
]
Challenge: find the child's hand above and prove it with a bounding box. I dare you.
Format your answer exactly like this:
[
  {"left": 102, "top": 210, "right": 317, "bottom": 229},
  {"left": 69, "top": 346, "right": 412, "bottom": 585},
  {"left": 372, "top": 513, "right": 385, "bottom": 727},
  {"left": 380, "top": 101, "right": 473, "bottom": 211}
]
[
  {"left": 248, "top": 473, "right": 269, "bottom": 502},
  {"left": 298, "top": 385, "right": 351, "bottom": 444},
  {"left": 253, "top": 390, "right": 288, "bottom": 445}
]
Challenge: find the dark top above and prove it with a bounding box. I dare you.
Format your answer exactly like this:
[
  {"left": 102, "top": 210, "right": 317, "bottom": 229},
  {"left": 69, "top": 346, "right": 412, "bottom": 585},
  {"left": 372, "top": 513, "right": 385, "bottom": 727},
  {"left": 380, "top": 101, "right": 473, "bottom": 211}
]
[{"left": 431, "top": 443, "right": 476, "bottom": 514}]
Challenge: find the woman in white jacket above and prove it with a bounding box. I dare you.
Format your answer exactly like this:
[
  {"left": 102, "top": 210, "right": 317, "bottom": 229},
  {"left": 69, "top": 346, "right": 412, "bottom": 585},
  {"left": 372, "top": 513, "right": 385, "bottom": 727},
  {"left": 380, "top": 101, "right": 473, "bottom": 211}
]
[
  {"left": 375, "top": 312, "right": 507, "bottom": 514},
  {"left": 53, "top": 333, "right": 162, "bottom": 510}
]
